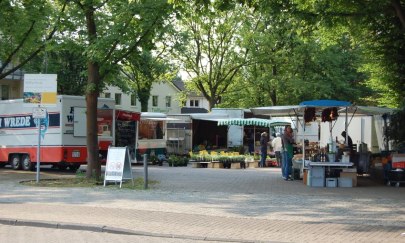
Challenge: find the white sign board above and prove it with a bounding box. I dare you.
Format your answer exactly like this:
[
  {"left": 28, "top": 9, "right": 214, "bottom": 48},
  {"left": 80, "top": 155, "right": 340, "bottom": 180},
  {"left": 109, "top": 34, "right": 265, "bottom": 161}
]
[
  {"left": 73, "top": 107, "right": 87, "bottom": 137},
  {"left": 23, "top": 74, "right": 57, "bottom": 107},
  {"left": 104, "top": 147, "right": 134, "bottom": 188},
  {"left": 32, "top": 107, "right": 47, "bottom": 119}
]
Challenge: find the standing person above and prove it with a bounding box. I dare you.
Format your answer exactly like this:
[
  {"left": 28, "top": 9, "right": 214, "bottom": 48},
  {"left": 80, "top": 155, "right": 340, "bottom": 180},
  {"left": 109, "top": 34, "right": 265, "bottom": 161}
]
[
  {"left": 260, "top": 132, "right": 269, "bottom": 167},
  {"left": 247, "top": 131, "right": 254, "bottom": 154},
  {"left": 271, "top": 133, "right": 283, "bottom": 167},
  {"left": 341, "top": 131, "right": 353, "bottom": 150},
  {"left": 282, "top": 125, "right": 295, "bottom": 180}
]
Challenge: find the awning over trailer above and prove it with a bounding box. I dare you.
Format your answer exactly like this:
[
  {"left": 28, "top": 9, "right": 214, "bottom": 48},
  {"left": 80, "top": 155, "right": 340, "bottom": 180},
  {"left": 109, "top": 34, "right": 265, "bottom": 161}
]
[{"left": 250, "top": 105, "right": 303, "bottom": 116}]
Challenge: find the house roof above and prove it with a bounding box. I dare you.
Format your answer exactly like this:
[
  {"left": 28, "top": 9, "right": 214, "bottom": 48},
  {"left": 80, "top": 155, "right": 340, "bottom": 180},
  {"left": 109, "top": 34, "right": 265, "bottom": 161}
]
[
  {"left": 0, "top": 61, "right": 24, "bottom": 81},
  {"left": 172, "top": 79, "right": 205, "bottom": 97},
  {"left": 172, "top": 79, "right": 185, "bottom": 91}
]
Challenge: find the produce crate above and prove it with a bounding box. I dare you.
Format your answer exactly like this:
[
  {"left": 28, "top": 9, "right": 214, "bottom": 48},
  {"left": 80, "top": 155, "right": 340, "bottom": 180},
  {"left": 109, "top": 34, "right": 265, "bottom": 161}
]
[
  {"left": 326, "top": 178, "right": 337, "bottom": 187},
  {"left": 310, "top": 177, "right": 325, "bottom": 187}
]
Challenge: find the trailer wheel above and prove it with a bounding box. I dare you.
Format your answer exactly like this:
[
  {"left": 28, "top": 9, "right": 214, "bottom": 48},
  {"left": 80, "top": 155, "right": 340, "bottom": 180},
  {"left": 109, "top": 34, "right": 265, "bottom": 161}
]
[
  {"left": 11, "top": 155, "right": 22, "bottom": 170},
  {"left": 69, "top": 164, "right": 81, "bottom": 172},
  {"left": 22, "top": 154, "right": 34, "bottom": 171},
  {"left": 58, "top": 164, "right": 68, "bottom": 171}
]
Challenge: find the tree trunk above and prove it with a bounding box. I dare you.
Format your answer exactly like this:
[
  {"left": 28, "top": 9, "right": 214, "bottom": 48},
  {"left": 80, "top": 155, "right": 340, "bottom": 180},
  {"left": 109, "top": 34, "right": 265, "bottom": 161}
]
[
  {"left": 138, "top": 91, "right": 150, "bottom": 112},
  {"left": 84, "top": 6, "right": 101, "bottom": 180},
  {"left": 208, "top": 98, "right": 216, "bottom": 111},
  {"left": 85, "top": 77, "right": 100, "bottom": 179}
]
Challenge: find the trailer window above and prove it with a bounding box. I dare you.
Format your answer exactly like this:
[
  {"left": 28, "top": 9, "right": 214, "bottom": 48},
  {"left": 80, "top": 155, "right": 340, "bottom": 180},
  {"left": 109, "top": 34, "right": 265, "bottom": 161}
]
[
  {"left": 97, "top": 108, "right": 113, "bottom": 136},
  {"left": 139, "top": 120, "right": 164, "bottom": 139}
]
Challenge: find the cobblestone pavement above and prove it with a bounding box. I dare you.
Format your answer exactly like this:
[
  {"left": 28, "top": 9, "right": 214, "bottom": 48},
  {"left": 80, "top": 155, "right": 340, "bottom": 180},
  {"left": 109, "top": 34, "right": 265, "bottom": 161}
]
[{"left": 0, "top": 165, "right": 404, "bottom": 242}]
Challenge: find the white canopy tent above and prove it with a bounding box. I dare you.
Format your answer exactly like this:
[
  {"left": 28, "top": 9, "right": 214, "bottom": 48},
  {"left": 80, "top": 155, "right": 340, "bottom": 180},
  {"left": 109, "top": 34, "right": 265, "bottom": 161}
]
[
  {"left": 251, "top": 100, "right": 353, "bottom": 174},
  {"left": 251, "top": 102, "right": 395, "bottom": 174},
  {"left": 217, "top": 118, "right": 291, "bottom": 151}
]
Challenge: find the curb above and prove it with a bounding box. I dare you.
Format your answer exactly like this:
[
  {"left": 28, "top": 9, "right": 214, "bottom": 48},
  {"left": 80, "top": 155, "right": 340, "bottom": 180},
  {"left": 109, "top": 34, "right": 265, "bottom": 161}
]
[{"left": 0, "top": 218, "right": 261, "bottom": 243}]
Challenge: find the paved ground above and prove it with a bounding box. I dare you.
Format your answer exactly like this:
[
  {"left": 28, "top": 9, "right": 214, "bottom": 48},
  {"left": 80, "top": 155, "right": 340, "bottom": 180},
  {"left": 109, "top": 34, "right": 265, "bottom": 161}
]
[{"left": 0, "top": 164, "right": 404, "bottom": 242}]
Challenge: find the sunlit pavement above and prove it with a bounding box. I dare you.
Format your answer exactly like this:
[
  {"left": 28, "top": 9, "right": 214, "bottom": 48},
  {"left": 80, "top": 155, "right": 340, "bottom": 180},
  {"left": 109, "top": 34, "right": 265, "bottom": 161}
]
[{"left": 0, "top": 164, "right": 404, "bottom": 242}]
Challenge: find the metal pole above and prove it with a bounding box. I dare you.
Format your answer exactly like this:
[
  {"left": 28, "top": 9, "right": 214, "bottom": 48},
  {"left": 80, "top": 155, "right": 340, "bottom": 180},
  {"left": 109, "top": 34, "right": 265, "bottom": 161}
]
[
  {"left": 36, "top": 118, "right": 41, "bottom": 183},
  {"left": 143, "top": 154, "right": 148, "bottom": 189},
  {"left": 345, "top": 107, "right": 348, "bottom": 146}
]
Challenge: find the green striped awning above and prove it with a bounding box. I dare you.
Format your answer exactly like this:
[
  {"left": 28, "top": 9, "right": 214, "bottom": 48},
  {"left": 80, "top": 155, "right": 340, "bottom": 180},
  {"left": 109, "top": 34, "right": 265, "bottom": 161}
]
[{"left": 217, "top": 118, "right": 290, "bottom": 127}]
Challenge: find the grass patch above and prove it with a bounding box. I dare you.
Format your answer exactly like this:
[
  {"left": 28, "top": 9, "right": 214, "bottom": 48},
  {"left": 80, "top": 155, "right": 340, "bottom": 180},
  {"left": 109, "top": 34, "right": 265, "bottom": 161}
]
[{"left": 20, "top": 176, "right": 159, "bottom": 190}]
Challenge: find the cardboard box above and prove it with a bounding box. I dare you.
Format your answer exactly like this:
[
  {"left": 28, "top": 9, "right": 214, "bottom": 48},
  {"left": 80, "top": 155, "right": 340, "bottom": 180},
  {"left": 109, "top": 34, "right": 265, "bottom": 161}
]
[
  {"left": 303, "top": 169, "right": 308, "bottom": 185},
  {"left": 338, "top": 177, "right": 353, "bottom": 187},
  {"left": 340, "top": 172, "right": 357, "bottom": 187}
]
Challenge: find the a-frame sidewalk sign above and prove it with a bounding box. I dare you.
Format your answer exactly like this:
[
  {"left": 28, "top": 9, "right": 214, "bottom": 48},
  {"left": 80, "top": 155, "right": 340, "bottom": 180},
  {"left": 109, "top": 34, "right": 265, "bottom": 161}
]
[{"left": 104, "top": 146, "right": 134, "bottom": 188}]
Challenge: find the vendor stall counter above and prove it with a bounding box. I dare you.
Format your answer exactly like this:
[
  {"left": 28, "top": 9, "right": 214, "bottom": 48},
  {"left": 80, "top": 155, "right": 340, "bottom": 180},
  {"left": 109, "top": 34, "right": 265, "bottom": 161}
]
[{"left": 308, "top": 162, "right": 354, "bottom": 187}]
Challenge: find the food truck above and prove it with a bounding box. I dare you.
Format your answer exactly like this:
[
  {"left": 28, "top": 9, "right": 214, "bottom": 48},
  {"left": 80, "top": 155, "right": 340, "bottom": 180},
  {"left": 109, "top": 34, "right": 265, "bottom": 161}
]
[{"left": 0, "top": 95, "right": 115, "bottom": 170}]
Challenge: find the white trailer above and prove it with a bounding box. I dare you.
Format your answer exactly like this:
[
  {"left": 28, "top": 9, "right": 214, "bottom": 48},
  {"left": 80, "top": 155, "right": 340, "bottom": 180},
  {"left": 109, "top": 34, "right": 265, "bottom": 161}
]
[{"left": 0, "top": 95, "right": 115, "bottom": 170}]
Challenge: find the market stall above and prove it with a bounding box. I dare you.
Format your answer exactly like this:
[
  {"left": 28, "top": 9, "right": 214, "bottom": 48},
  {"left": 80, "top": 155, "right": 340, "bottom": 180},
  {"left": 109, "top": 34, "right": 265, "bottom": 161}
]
[
  {"left": 217, "top": 118, "right": 290, "bottom": 153},
  {"left": 251, "top": 100, "right": 357, "bottom": 187}
]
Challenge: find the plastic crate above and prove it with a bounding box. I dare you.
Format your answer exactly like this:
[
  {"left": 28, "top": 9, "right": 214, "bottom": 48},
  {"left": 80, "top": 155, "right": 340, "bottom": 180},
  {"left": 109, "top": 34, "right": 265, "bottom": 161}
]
[
  {"left": 326, "top": 178, "right": 337, "bottom": 187},
  {"left": 338, "top": 177, "right": 353, "bottom": 187},
  {"left": 311, "top": 167, "right": 325, "bottom": 177},
  {"left": 310, "top": 177, "right": 325, "bottom": 187}
]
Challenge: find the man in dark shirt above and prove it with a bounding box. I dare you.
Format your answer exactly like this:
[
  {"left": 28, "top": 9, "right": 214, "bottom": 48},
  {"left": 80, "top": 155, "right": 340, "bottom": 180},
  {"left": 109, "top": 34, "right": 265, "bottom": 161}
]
[
  {"left": 341, "top": 131, "right": 353, "bottom": 149},
  {"left": 260, "top": 132, "right": 269, "bottom": 167}
]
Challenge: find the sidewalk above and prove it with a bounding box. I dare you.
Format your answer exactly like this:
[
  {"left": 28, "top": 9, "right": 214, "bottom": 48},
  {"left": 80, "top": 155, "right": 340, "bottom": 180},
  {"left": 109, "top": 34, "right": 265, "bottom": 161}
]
[{"left": 0, "top": 166, "right": 404, "bottom": 242}]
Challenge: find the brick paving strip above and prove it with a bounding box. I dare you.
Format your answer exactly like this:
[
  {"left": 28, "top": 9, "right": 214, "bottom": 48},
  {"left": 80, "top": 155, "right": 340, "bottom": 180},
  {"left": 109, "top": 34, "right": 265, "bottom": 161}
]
[
  {"left": 0, "top": 203, "right": 404, "bottom": 243},
  {"left": 0, "top": 166, "right": 405, "bottom": 242}
]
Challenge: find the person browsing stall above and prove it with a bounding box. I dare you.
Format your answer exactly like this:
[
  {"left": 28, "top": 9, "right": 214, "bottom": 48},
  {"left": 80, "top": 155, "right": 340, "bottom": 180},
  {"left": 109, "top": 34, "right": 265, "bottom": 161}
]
[
  {"left": 282, "top": 125, "right": 295, "bottom": 180},
  {"left": 271, "top": 133, "right": 283, "bottom": 167},
  {"left": 341, "top": 131, "right": 353, "bottom": 149},
  {"left": 260, "top": 132, "right": 269, "bottom": 167}
]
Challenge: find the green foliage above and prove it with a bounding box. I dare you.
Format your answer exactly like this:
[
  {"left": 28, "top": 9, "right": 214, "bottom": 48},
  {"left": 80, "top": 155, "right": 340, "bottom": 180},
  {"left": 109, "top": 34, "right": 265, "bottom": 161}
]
[
  {"left": 0, "top": 0, "right": 62, "bottom": 78},
  {"left": 386, "top": 109, "right": 405, "bottom": 150},
  {"left": 119, "top": 49, "right": 176, "bottom": 112},
  {"left": 170, "top": 2, "right": 252, "bottom": 110},
  {"left": 168, "top": 155, "right": 189, "bottom": 166}
]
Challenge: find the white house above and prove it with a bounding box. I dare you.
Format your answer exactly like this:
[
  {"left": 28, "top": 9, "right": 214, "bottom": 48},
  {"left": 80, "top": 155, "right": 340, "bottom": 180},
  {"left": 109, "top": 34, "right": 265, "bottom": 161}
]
[
  {"left": 0, "top": 62, "right": 24, "bottom": 100},
  {"left": 101, "top": 80, "right": 210, "bottom": 114},
  {"left": 0, "top": 64, "right": 210, "bottom": 115}
]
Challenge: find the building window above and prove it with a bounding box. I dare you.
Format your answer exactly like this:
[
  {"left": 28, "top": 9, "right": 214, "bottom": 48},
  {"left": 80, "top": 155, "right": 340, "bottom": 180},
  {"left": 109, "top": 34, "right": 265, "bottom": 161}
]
[
  {"left": 0, "top": 85, "right": 9, "bottom": 100},
  {"left": 152, "top": 95, "right": 158, "bottom": 107},
  {"left": 165, "top": 96, "right": 171, "bottom": 107},
  {"left": 190, "top": 99, "right": 199, "bottom": 107},
  {"left": 115, "top": 93, "right": 122, "bottom": 105},
  {"left": 104, "top": 93, "right": 111, "bottom": 98},
  {"left": 130, "top": 94, "right": 136, "bottom": 106}
]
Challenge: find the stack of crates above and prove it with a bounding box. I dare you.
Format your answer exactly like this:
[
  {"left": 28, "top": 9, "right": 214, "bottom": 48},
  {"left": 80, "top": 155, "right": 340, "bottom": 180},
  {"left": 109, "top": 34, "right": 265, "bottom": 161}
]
[{"left": 310, "top": 166, "right": 325, "bottom": 187}]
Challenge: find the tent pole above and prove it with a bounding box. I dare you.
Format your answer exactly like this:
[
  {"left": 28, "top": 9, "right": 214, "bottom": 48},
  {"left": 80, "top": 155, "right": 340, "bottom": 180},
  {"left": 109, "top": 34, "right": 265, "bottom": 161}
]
[
  {"left": 345, "top": 107, "right": 348, "bottom": 146},
  {"left": 253, "top": 126, "right": 256, "bottom": 155},
  {"left": 302, "top": 118, "right": 305, "bottom": 174}
]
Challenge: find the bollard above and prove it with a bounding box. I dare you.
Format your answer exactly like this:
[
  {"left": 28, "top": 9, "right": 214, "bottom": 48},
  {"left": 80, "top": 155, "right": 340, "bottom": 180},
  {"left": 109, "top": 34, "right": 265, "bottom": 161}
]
[{"left": 143, "top": 154, "right": 148, "bottom": 189}]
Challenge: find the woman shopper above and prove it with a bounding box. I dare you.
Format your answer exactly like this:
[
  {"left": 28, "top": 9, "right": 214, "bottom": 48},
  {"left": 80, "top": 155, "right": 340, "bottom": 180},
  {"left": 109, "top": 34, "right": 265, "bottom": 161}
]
[{"left": 282, "top": 125, "right": 295, "bottom": 180}]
